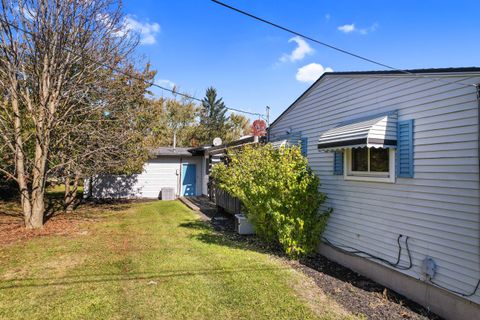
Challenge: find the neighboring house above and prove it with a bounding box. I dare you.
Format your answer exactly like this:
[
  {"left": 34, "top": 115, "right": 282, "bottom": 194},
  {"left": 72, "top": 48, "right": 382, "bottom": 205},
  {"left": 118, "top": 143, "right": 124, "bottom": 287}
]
[
  {"left": 269, "top": 67, "right": 480, "bottom": 320},
  {"left": 85, "top": 147, "right": 208, "bottom": 199}
]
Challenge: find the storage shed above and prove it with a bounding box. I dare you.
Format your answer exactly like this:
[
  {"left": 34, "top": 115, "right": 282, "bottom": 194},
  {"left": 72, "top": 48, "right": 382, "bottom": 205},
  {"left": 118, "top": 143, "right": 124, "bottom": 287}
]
[
  {"left": 84, "top": 147, "right": 208, "bottom": 199},
  {"left": 269, "top": 67, "right": 480, "bottom": 320}
]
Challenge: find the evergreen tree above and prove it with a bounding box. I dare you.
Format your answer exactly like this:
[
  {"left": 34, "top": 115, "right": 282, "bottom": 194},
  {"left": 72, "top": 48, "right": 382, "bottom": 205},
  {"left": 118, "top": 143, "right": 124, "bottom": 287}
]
[{"left": 199, "top": 87, "right": 228, "bottom": 145}]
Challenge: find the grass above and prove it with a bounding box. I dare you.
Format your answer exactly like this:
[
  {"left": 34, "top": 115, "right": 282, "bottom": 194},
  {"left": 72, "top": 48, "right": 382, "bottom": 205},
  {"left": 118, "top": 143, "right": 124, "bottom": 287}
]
[
  {"left": 46, "top": 184, "right": 84, "bottom": 194},
  {"left": 0, "top": 200, "right": 355, "bottom": 319}
]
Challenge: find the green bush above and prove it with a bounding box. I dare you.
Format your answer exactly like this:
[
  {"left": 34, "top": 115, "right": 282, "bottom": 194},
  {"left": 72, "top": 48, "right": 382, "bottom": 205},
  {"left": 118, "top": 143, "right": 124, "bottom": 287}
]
[{"left": 211, "top": 144, "right": 331, "bottom": 258}]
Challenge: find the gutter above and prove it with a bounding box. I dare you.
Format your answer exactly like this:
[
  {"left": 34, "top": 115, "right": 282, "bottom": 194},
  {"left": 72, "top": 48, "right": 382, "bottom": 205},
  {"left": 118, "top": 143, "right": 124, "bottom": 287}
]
[{"left": 475, "top": 84, "right": 480, "bottom": 240}]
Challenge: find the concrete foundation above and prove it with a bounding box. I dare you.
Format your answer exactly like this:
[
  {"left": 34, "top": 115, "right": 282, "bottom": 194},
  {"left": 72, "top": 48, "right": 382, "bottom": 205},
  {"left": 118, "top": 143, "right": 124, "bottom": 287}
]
[{"left": 318, "top": 243, "right": 480, "bottom": 320}]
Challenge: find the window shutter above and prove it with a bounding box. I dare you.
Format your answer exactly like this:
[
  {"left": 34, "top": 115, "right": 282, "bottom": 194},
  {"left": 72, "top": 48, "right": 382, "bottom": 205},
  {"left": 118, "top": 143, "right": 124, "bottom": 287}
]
[
  {"left": 396, "top": 119, "right": 414, "bottom": 178},
  {"left": 333, "top": 151, "right": 344, "bottom": 175},
  {"left": 300, "top": 137, "right": 308, "bottom": 156}
]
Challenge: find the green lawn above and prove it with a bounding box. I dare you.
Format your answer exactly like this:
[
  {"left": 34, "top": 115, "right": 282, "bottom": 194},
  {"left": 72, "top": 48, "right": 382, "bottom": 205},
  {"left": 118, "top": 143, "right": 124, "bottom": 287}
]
[{"left": 0, "top": 200, "right": 354, "bottom": 319}]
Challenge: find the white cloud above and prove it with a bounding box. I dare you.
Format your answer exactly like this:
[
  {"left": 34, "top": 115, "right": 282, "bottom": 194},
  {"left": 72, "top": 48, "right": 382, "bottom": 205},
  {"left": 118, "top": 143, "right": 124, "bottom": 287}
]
[
  {"left": 97, "top": 14, "right": 161, "bottom": 45},
  {"left": 111, "top": 15, "right": 160, "bottom": 44},
  {"left": 325, "top": 14, "right": 331, "bottom": 21},
  {"left": 338, "top": 24, "right": 356, "bottom": 33},
  {"left": 279, "top": 36, "right": 314, "bottom": 63},
  {"left": 363, "top": 23, "right": 378, "bottom": 34},
  {"left": 338, "top": 23, "right": 378, "bottom": 35},
  {"left": 296, "top": 63, "right": 333, "bottom": 83},
  {"left": 156, "top": 79, "right": 176, "bottom": 89},
  {"left": 121, "top": 16, "right": 161, "bottom": 45}
]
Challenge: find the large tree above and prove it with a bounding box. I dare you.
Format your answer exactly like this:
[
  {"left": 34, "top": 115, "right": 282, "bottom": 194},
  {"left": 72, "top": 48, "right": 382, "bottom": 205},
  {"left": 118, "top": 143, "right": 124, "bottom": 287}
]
[
  {"left": 0, "top": 0, "right": 143, "bottom": 228},
  {"left": 165, "top": 98, "right": 197, "bottom": 148},
  {"left": 51, "top": 65, "right": 156, "bottom": 213},
  {"left": 225, "top": 113, "right": 252, "bottom": 143},
  {"left": 198, "top": 87, "right": 228, "bottom": 145}
]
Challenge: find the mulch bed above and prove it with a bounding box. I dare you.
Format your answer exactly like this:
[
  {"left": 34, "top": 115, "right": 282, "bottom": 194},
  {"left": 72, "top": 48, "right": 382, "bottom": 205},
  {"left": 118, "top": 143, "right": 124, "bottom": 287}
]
[
  {"left": 292, "top": 256, "right": 441, "bottom": 320},
  {"left": 0, "top": 198, "right": 145, "bottom": 247},
  {"left": 187, "top": 196, "right": 443, "bottom": 320},
  {"left": 0, "top": 214, "right": 82, "bottom": 246}
]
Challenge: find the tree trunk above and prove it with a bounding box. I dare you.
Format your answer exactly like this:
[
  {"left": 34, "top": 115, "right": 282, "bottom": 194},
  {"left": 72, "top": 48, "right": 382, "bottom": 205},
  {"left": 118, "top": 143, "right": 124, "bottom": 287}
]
[
  {"left": 64, "top": 173, "right": 80, "bottom": 213},
  {"left": 27, "top": 125, "right": 50, "bottom": 228},
  {"left": 86, "top": 176, "right": 93, "bottom": 199},
  {"left": 29, "top": 194, "right": 45, "bottom": 228},
  {"left": 10, "top": 85, "right": 37, "bottom": 228},
  {"left": 64, "top": 175, "right": 71, "bottom": 208}
]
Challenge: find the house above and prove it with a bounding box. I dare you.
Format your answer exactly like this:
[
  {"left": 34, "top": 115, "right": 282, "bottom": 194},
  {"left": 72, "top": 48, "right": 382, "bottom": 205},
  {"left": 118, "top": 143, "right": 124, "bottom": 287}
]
[
  {"left": 84, "top": 147, "right": 209, "bottom": 199},
  {"left": 268, "top": 67, "right": 480, "bottom": 320}
]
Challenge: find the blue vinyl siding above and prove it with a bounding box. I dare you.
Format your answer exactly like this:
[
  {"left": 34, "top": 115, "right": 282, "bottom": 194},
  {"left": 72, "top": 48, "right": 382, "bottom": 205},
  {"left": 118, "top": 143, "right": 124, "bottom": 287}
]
[{"left": 397, "top": 120, "right": 414, "bottom": 178}]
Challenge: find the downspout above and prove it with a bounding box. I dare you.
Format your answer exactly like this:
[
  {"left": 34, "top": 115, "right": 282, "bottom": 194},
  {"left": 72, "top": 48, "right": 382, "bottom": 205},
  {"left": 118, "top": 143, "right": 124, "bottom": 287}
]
[
  {"left": 475, "top": 83, "right": 480, "bottom": 294},
  {"left": 178, "top": 156, "right": 182, "bottom": 198},
  {"left": 173, "top": 130, "right": 177, "bottom": 151},
  {"left": 266, "top": 105, "right": 271, "bottom": 142},
  {"left": 476, "top": 84, "right": 480, "bottom": 182}
]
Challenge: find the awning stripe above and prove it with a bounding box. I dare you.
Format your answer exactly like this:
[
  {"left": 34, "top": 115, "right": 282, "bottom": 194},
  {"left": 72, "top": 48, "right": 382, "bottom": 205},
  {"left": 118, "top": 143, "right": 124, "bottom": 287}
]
[{"left": 318, "top": 112, "right": 398, "bottom": 151}]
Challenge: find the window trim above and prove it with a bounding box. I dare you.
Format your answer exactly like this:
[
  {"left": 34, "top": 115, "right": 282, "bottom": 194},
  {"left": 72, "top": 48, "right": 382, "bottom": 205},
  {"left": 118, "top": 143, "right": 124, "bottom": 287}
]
[{"left": 344, "top": 148, "right": 396, "bottom": 183}]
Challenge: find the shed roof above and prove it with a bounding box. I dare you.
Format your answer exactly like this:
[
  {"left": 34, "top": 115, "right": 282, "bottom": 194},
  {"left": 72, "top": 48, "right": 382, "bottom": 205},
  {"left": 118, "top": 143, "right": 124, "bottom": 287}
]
[{"left": 150, "top": 147, "right": 193, "bottom": 157}]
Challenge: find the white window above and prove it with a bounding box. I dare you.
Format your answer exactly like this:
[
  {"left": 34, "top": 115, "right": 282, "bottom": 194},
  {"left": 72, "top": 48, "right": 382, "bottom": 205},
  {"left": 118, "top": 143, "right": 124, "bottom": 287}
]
[{"left": 344, "top": 147, "right": 395, "bottom": 183}]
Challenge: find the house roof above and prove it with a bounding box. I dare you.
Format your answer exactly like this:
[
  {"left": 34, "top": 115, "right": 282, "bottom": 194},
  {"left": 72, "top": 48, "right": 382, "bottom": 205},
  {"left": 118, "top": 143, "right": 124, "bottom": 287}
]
[
  {"left": 270, "top": 67, "right": 480, "bottom": 128},
  {"left": 150, "top": 147, "right": 193, "bottom": 157}
]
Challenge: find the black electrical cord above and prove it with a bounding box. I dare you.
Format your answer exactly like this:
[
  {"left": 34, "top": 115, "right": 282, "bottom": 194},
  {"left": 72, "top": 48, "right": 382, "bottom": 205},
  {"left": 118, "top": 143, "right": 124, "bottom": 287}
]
[
  {"left": 429, "top": 278, "right": 480, "bottom": 298},
  {"left": 324, "top": 235, "right": 480, "bottom": 297},
  {"left": 322, "top": 234, "right": 413, "bottom": 270}
]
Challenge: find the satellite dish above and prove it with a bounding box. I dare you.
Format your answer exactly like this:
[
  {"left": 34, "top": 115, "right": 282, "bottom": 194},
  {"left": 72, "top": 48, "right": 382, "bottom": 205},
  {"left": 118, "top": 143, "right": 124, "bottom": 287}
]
[{"left": 213, "top": 137, "right": 223, "bottom": 146}]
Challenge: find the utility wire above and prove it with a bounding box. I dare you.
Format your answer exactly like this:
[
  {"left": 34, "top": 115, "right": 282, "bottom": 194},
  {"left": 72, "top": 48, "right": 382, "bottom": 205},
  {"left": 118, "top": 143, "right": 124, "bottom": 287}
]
[
  {"left": 211, "top": 0, "right": 477, "bottom": 89},
  {"left": 0, "top": 18, "right": 266, "bottom": 118}
]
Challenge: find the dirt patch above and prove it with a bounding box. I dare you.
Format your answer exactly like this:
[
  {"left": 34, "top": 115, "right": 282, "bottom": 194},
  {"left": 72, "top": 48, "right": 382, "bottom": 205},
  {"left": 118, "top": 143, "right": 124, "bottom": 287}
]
[
  {"left": 41, "top": 254, "right": 86, "bottom": 277},
  {"left": 284, "top": 261, "right": 354, "bottom": 319},
  {"left": 2, "top": 253, "right": 86, "bottom": 281}
]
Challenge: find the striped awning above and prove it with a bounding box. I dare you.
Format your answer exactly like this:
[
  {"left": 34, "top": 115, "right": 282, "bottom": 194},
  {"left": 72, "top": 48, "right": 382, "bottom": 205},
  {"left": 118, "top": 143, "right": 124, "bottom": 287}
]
[{"left": 318, "top": 113, "right": 398, "bottom": 151}]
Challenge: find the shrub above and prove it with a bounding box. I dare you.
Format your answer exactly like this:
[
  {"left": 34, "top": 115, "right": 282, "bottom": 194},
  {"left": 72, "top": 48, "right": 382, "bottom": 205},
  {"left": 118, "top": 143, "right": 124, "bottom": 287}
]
[{"left": 211, "top": 144, "right": 331, "bottom": 258}]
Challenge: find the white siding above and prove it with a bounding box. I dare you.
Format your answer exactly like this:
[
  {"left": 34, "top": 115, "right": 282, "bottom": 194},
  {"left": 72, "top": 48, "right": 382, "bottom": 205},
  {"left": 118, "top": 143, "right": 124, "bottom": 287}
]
[
  {"left": 90, "top": 156, "right": 204, "bottom": 198},
  {"left": 201, "top": 155, "right": 209, "bottom": 196},
  {"left": 270, "top": 73, "right": 480, "bottom": 304}
]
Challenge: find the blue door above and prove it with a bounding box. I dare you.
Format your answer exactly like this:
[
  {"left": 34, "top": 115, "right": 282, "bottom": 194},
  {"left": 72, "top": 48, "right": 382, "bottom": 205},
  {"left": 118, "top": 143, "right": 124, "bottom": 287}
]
[{"left": 181, "top": 163, "right": 196, "bottom": 196}]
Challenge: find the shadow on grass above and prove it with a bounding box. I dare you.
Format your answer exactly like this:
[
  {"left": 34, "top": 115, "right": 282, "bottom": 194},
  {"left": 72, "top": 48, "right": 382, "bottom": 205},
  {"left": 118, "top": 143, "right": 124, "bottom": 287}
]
[
  {"left": 178, "top": 211, "right": 442, "bottom": 320},
  {"left": 0, "top": 266, "right": 289, "bottom": 290},
  {"left": 1, "top": 193, "right": 140, "bottom": 227},
  {"left": 179, "top": 219, "right": 281, "bottom": 256}
]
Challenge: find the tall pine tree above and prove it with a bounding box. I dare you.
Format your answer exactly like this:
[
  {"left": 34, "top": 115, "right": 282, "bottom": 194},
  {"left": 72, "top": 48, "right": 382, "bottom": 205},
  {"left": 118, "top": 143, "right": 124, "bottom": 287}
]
[{"left": 199, "top": 87, "right": 228, "bottom": 145}]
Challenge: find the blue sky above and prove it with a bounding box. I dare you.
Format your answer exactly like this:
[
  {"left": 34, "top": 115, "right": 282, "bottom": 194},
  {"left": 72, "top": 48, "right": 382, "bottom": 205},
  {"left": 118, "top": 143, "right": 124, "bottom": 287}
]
[{"left": 122, "top": 0, "right": 480, "bottom": 121}]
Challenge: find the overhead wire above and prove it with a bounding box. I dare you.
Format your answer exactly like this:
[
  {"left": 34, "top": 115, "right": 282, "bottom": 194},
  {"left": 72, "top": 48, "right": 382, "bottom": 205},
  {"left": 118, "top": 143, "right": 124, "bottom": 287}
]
[
  {"left": 0, "top": 18, "right": 266, "bottom": 119},
  {"left": 211, "top": 0, "right": 477, "bottom": 89}
]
